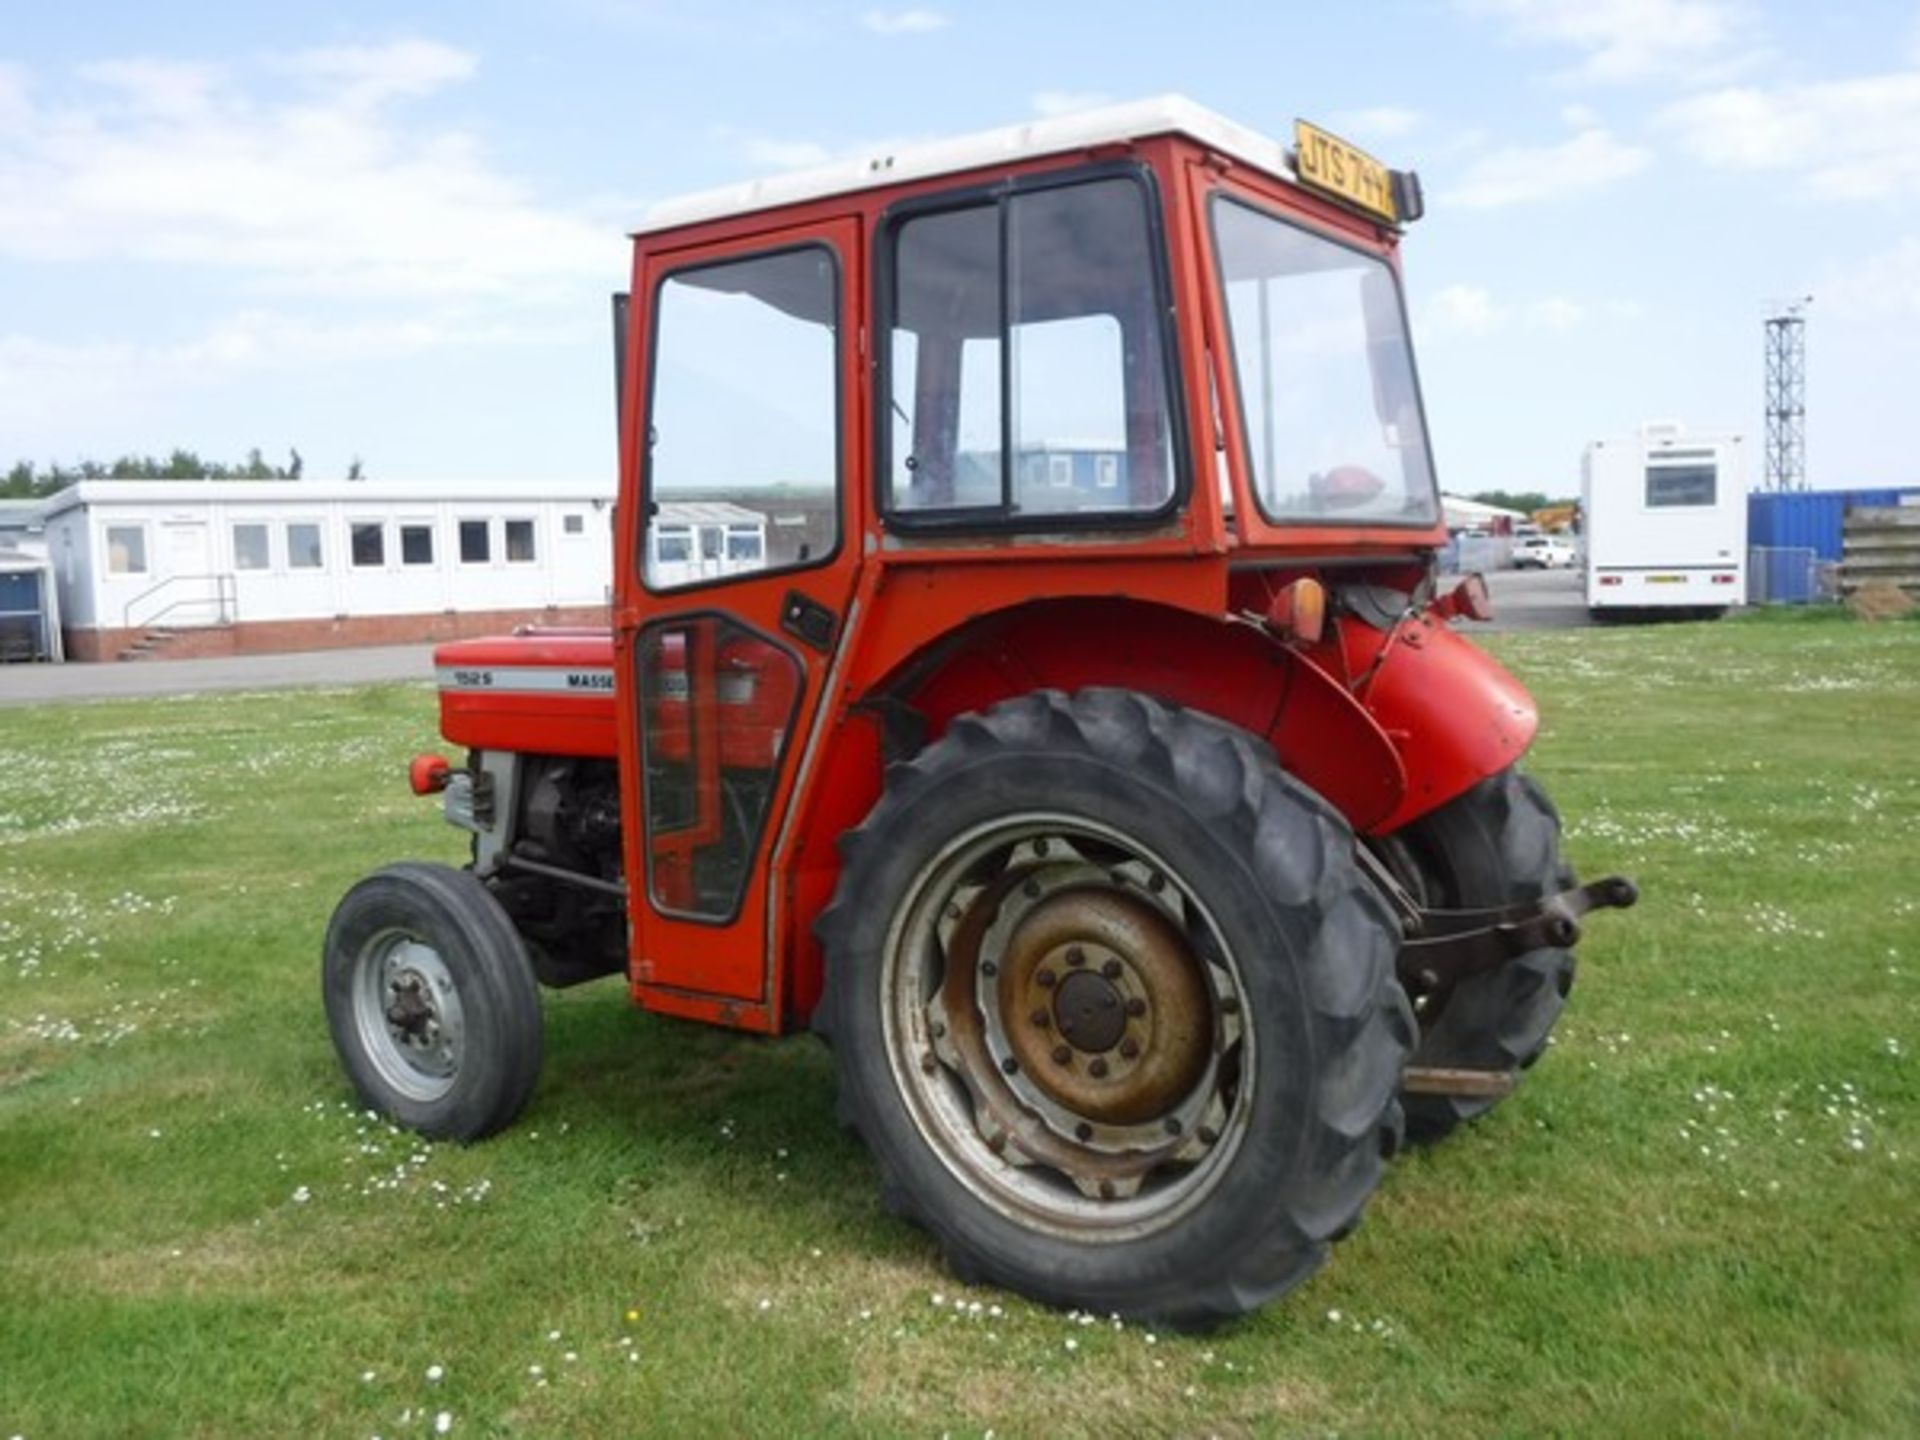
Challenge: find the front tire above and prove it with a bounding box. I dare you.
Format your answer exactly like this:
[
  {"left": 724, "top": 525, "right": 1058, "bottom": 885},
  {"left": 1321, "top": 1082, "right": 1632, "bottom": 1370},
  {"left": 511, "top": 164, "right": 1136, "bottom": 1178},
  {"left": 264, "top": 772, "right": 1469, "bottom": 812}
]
[
  {"left": 816, "top": 690, "right": 1413, "bottom": 1328},
  {"left": 323, "top": 862, "right": 544, "bottom": 1140},
  {"left": 1387, "top": 769, "right": 1575, "bottom": 1145}
]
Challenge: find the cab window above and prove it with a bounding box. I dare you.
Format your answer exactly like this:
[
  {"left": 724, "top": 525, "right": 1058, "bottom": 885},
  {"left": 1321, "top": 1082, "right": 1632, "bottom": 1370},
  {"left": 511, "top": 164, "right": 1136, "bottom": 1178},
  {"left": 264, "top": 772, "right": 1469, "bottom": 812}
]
[
  {"left": 643, "top": 245, "right": 839, "bottom": 589},
  {"left": 883, "top": 173, "right": 1179, "bottom": 524}
]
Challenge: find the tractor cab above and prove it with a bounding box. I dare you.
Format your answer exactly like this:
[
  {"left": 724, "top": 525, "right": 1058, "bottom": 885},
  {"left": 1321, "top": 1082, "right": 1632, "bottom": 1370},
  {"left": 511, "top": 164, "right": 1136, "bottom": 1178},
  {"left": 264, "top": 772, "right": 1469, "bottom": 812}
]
[{"left": 328, "top": 98, "right": 1635, "bottom": 1329}]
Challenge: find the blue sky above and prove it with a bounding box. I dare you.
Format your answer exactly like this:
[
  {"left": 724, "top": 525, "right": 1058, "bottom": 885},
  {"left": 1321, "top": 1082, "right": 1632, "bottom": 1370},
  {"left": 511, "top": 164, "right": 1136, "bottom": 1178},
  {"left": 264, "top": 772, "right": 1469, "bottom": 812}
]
[{"left": 3, "top": 0, "right": 1918, "bottom": 495}]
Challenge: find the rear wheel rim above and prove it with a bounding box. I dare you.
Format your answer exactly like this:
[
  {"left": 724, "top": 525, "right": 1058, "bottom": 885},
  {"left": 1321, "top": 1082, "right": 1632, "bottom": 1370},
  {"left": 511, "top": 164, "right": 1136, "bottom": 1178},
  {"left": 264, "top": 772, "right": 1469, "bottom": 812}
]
[
  {"left": 351, "top": 928, "right": 466, "bottom": 1104},
  {"left": 881, "top": 813, "right": 1255, "bottom": 1242}
]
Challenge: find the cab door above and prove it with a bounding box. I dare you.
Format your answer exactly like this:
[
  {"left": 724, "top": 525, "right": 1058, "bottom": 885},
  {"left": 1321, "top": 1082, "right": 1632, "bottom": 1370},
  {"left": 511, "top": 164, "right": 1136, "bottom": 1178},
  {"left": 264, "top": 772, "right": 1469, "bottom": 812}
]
[{"left": 615, "top": 218, "right": 863, "bottom": 1027}]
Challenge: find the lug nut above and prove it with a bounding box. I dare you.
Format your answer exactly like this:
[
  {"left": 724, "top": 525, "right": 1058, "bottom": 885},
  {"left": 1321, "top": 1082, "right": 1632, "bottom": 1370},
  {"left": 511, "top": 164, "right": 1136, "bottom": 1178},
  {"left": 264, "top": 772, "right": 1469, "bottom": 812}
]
[
  {"left": 1147, "top": 871, "right": 1166, "bottom": 893},
  {"left": 1000, "top": 1056, "right": 1019, "bottom": 1075},
  {"left": 1029, "top": 1008, "right": 1050, "bottom": 1028},
  {"left": 921, "top": 1052, "right": 938, "bottom": 1075},
  {"left": 981, "top": 960, "right": 997, "bottom": 977},
  {"left": 1119, "top": 1037, "right": 1140, "bottom": 1059},
  {"left": 1089, "top": 1058, "right": 1109, "bottom": 1078},
  {"left": 1101, "top": 959, "right": 1122, "bottom": 980},
  {"left": 931, "top": 1021, "right": 946, "bottom": 1039},
  {"left": 1126, "top": 998, "right": 1147, "bottom": 1018},
  {"left": 1066, "top": 946, "right": 1086, "bottom": 967},
  {"left": 987, "top": 1131, "right": 1007, "bottom": 1153},
  {"left": 1075, "top": 1122, "right": 1094, "bottom": 1141},
  {"left": 946, "top": 902, "right": 962, "bottom": 920},
  {"left": 1197, "top": 1125, "right": 1219, "bottom": 1145},
  {"left": 1220, "top": 995, "right": 1241, "bottom": 1015},
  {"left": 1037, "top": 969, "right": 1057, "bottom": 989},
  {"left": 1164, "top": 1117, "right": 1183, "bottom": 1136},
  {"left": 1051, "top": 1045, "right": 1072, "bottom": 1065},
  {"left": 1023, "top": 879, "right": 1041, "bottom": 898},
  {"left": 1098, "top": 1180, "right": 1116, "bottom": 1200},
  {"left": 1033, "top": 838, "right": 1050, "bottom": 857}
]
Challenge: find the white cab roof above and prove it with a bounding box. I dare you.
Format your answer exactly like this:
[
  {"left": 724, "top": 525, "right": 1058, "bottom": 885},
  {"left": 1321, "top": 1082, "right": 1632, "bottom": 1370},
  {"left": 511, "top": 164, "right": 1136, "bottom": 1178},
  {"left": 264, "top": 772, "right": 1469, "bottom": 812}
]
[{"left": 640, "top": 94, "right": 1298, "bottom": 235}]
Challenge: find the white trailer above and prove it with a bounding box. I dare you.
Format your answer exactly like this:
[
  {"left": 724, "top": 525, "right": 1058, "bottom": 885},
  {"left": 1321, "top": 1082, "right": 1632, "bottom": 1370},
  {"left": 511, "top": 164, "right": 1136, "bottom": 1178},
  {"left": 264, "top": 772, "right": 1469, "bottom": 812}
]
[{"left": 1582, "top": 423, "right": 1747, "bottom": 617}]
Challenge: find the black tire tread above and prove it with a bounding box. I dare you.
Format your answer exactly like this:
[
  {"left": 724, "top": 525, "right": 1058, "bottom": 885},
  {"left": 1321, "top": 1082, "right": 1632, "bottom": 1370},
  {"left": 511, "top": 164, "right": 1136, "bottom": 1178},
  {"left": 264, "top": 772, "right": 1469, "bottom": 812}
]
[
  {"left": 323, "top": 861, "right": 544, "bottom": 1141},
  {"left": 815, "top": 688, "right": 1412, "bottom": 1328},
  {"left": 1398, "top": 769, "right": 1575, "bottom": 1145}
]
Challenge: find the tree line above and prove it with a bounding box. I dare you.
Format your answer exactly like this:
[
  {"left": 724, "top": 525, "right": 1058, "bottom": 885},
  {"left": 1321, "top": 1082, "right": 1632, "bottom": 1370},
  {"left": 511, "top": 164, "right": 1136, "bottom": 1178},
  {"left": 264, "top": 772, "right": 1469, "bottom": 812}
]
[{"left": 4, "top": 449, "right": 366, "bottom": 498}]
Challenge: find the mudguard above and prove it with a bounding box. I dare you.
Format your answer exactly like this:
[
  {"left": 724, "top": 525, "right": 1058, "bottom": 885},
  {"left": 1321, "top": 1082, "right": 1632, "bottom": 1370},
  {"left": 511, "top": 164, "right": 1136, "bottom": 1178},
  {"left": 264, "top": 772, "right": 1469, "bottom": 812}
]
[{"left": 1336, "top": 612, "right": 1539, "bottom": 834}]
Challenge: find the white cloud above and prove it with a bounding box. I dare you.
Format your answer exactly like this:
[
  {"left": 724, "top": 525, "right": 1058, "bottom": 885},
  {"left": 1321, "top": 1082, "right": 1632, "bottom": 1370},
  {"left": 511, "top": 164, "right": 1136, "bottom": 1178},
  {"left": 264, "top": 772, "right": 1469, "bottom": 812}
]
[
  {"left": 1820, "top": 237, "right": 1920, "bottom": 318},
  {"left": 1423, "top": 287, "right": 1627, "bottom": 337},
  {"left": 0, "top": 43, "right": 616, "bottom": 298},
  {"left": 1460, "top": 0, "right": 1750, "bottom": 83},
  {"left": 274, "top": 39, "right": 478, "bottom": 106},
  {"left": 1659, "top": 71, "right": 1920, "bottom": 200},
  {"left": 74, "top": 58, "right": 225, "bottom": 117},
  {"left": 1426, "top": 284, "right": 1509, "bottom": 335},
  {"left": 1559, "top": 102, "right": 1600, "bottom": 128},
  {"left": 1033, "top": 90, "right": 1113, "bottom": 118},
  {"left": 861, "top": 8, "right": 949, "bottom": 35},
  {"left": 1443, "top": 126, "right": 1649, "bottom": 207},
  {"left": 1332, "top": 106, "right": 1424, "bottom": 141},
  {"left": 1524, "top": 296, "right": 1586, "bottom": 331}
]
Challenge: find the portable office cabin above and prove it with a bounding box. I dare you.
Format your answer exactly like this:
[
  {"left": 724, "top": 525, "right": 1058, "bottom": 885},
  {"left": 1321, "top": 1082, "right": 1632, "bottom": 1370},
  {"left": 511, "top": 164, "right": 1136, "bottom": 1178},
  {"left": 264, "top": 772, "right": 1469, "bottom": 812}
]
[{"left": 38, "top": 480, "right": 616, "bottom": 660}]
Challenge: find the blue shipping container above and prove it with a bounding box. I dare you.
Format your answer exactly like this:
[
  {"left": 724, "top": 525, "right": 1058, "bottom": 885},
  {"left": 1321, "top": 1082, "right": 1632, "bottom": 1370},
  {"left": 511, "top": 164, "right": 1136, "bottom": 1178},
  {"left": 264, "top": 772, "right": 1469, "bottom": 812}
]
[{"left": 1747, "top": 487, "right": 1920, "bottom": 562}]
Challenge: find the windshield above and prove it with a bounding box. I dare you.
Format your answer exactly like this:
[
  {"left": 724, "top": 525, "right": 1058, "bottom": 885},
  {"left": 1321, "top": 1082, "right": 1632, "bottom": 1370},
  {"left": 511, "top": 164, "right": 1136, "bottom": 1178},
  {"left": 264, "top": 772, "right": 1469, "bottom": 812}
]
[{"left": 1211, "top": 195, "right": 1439, "bottom": 527}]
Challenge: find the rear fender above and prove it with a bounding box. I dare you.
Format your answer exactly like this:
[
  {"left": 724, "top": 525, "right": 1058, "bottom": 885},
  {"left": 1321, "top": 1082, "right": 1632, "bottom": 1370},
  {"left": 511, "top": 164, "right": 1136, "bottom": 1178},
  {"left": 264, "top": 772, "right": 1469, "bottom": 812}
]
[{"left": 876, "top": 598, "right": 1409, "bottom": 831}]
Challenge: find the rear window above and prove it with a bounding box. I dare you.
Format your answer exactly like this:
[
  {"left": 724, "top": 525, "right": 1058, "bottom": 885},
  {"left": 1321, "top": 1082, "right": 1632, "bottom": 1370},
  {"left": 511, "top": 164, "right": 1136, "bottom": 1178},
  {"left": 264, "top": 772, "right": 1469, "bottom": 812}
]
[
  {"left": 1646, "top": 464, "right": 1716, "bottom": 508},
  {"left": 882, "top": 171, "right": 1181, "bottom": 526}
]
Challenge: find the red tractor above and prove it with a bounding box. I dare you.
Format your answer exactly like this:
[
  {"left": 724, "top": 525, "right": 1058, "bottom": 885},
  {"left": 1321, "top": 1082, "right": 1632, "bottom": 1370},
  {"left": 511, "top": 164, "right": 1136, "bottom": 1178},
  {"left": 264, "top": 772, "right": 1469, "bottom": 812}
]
[{"left": 324, "top": 99, "right": 1634, "bottom": 1327}]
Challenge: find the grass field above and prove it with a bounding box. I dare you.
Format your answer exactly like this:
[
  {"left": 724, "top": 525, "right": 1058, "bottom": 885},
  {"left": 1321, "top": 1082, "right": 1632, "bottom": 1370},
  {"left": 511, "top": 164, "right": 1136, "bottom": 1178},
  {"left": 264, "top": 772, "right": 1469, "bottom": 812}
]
[{"left": 2, "top": 615, "right": 1917, "bottom": 1438}]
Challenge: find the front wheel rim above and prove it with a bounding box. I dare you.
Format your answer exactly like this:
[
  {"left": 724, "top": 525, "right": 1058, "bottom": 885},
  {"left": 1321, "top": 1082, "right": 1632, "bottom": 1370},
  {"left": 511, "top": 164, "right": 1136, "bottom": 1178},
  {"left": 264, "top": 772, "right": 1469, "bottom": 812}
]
[
  {"left": 351, "top": 928, "right": 466, "bottom": 1104},
  {"left": 882, "top": 814, "right": 1256, "bottom": 1243}
]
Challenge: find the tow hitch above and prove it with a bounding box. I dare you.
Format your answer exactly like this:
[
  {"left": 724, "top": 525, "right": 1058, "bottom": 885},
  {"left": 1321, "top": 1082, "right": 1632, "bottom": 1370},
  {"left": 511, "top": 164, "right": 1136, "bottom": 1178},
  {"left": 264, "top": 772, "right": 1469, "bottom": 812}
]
[{"left": 1358, "top": 851, "right": 1639, "bottom": 1098}]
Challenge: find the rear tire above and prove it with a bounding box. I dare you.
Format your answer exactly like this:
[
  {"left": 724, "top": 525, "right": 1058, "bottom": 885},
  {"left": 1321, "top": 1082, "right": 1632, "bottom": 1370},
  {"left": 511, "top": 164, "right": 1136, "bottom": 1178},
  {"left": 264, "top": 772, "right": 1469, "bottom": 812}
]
[
  {"left": 323, "top": 862, "right": 544, "bottom": 1140},
  {"left": 1389, "top": 769, "right": 1575, "bottom": 1145},
  {"left": 816, "top": 689, "right": 1413, "bottom": 1328}
]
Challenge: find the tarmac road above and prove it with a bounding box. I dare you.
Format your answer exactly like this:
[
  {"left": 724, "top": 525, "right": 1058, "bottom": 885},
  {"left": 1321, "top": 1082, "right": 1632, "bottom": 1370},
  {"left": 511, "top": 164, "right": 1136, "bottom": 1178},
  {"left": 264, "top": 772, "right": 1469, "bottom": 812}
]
[
  {"left": 1476, "top": 565, "right": 1592, "bottom": 632},
  {"left": 0, "top": 642, "right": 438, "bottom": 707},
  {"left": 0, "top": 568, "right": 1598, "bottom": 708}
]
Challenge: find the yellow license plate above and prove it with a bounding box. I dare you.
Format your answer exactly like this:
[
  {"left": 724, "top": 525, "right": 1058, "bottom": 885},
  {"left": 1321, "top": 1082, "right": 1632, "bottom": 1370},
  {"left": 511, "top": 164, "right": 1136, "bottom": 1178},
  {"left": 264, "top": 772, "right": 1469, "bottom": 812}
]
[{"left": 1294, "top": 120, "right": 1397, "bottom": 223}]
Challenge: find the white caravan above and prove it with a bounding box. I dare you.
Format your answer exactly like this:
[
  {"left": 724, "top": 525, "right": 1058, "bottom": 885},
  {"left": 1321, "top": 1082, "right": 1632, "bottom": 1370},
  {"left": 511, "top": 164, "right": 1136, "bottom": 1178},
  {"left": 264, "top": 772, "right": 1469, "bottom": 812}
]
[{"left": 1582, "top": 424, "right": 1747, "bottom": 617}]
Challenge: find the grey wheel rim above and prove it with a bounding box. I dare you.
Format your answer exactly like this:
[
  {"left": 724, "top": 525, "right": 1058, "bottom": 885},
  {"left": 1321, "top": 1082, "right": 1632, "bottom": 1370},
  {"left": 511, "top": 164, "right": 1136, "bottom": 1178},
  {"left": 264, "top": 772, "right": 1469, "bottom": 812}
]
[
  {"left": 351, "top": 927, "right": 467, "bottom": 1104},
  {"left": 881, "top": 813, "right": 1256, "bottom": 1243}
]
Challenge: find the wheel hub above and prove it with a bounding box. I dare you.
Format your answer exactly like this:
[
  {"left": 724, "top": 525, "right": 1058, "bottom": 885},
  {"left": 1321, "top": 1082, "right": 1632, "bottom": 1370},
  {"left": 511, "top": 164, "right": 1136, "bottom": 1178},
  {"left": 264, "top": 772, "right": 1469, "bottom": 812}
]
[
  {"left": 352, "top": 934, "right": 465, "bottom": 1099},
  {"left": 385, "top": 973, "right": 436, "bottom": 1040},
  {"left": 1052, "top": 967, "right": 1125, "bottom": 1053},
  {"left": 906, "top": 825, "right": 1249, "bottom": 1222},
  {"left": 998, "top": 887, "right": 1215, "bottom": 1127}
]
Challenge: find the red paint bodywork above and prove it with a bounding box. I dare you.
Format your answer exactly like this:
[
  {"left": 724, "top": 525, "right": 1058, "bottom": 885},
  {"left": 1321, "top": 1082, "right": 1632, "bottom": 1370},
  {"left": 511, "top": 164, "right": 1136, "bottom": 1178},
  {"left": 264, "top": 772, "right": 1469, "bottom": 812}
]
[{"left": 426, "top": 130, "right": 1541, "bottom": 1035}]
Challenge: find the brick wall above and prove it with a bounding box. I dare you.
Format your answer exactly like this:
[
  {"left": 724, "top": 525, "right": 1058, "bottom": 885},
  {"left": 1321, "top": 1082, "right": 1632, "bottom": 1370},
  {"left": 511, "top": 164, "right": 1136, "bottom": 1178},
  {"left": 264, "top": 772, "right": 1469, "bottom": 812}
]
[{"left": 64, "top": 604, "right": 612, "bottom": 663}]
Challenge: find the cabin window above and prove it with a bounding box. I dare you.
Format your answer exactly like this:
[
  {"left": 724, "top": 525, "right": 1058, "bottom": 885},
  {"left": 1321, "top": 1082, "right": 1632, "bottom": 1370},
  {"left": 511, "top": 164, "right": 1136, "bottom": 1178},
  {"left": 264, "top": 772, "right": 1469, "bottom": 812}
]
[
  {"left": 642, "top": 244, "right": 840, "bottom": 590},
  {"left": 350, "top": 522, "right": 385, "bottom": 568},
  {"left": 287, "top": 523, "right": 323, "bottom": 569},
  {"left": 400, "top": 523, "right": 435, "bottom": 566},
  {"left": 505, "top": 519, "right": 537, "bottom": 563},
  {"left": 106, "top": 525, "right": 148, "bottom": 575},
  {"left": 459, "top": 520, "right": 491, "bottom": 564},
  {"left": 883, "top": 172, "right": 1179, "bottom": 525},
  {"left": 232, "top": 523, "right": 270, "bottom": 571}
]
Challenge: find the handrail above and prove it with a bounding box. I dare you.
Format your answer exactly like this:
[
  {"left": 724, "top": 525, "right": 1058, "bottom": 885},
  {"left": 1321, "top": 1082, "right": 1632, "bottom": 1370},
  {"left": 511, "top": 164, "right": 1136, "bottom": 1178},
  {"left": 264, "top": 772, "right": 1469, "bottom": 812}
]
[{"left": 123, "top": 573, "right": 237, "bottom": 631}]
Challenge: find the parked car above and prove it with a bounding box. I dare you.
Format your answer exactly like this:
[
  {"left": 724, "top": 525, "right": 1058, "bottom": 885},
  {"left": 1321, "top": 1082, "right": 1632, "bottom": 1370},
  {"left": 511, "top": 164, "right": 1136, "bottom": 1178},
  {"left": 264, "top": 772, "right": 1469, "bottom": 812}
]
[{"left": 1513, "top": 534, "right": 1577, "bottom": 569}]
